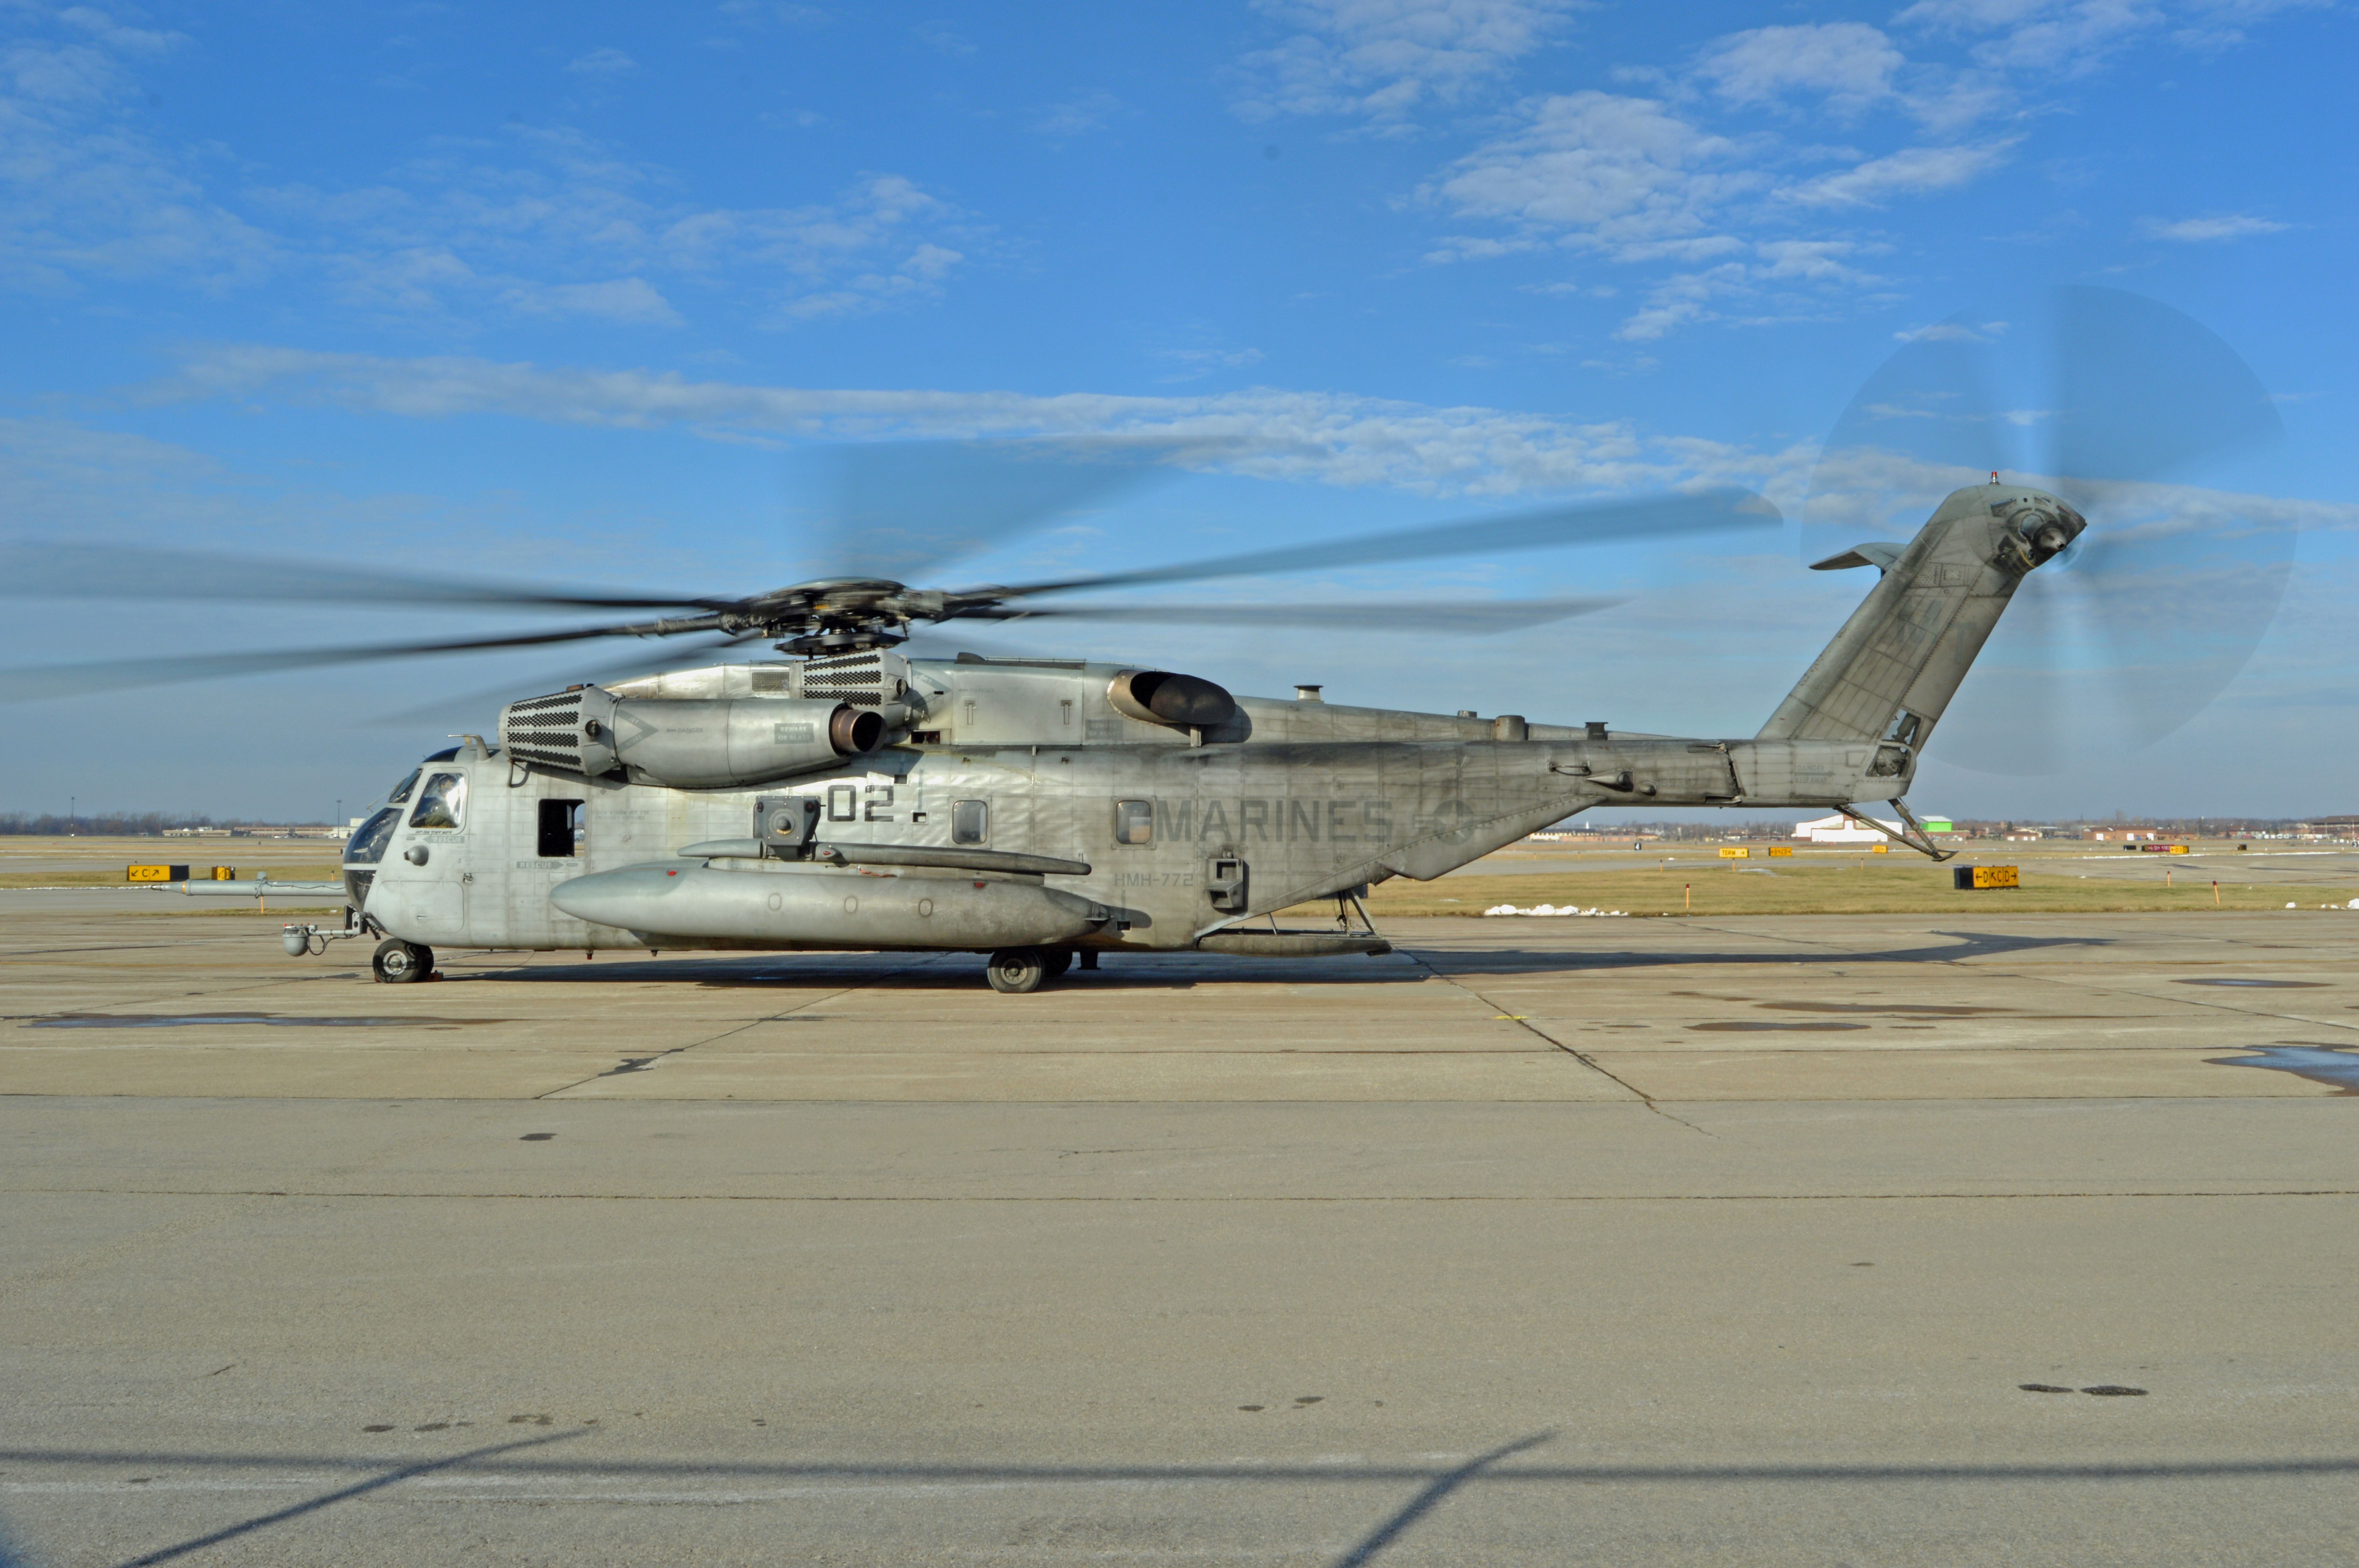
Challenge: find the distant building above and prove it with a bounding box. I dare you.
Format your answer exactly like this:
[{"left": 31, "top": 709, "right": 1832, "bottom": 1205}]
[
  {"left": 2086, "top": 828, "right": 2159, "bottom": 842},
  {"left": 1795, "top": 813, "right": 1903, "bottom": 844}
]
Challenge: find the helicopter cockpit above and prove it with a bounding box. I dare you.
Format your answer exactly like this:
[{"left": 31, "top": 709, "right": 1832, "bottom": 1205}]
[{"left": 342, "top": 749, "right": 469, "bottom": 908}]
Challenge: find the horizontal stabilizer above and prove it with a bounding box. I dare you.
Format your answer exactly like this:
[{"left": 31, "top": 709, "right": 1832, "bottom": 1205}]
[{"left": 1810, "top": 543, "right": 1904, "bottom": 572}]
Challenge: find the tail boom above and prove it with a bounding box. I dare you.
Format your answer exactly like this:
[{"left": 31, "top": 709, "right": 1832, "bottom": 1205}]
[{"left": 1755, "top": 482, "right": 2083, "bottom": 785}]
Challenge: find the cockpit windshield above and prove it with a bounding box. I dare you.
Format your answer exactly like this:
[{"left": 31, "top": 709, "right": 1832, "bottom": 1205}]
[
  {"left": 345, "top": 807, "right": 400, "bottom": 865},
  {"left": 387, "top": 769, "right": 422, "bottom": 805},
  {"left": 409, "top": 772, "right": 467, "bottom": 830}
]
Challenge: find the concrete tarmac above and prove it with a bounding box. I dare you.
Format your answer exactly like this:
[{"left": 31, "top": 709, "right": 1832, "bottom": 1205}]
[{"left": 4, "top": 902, "right": 2357, "bottom": 1565}]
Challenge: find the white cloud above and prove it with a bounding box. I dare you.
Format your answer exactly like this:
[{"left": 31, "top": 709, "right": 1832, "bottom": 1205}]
[
  {"left": 0, "top": 28, "right": 275, "bottom": 290},
  {"left": 2140, "top": 213, "right": 2289, "bottom": 241},
  {"left": 1893, "top": 318, "right": 2009, "bottom": 342},
  {"left": 1894, "top": 0, "right": 2159, "bottom": 72},
  {"left": 1034, "top": 89, "right": 1122, "bottom": 137},
  {"left": 155, "top": 343, "right": 1791, "bottom": 500},
  {"left": 911, "top": 22, "right": 976, "bottom": 56},
  {"left": 1614, "top": 263, "right": 1751, "bottom": 341},
  {"left": 505, "top": 276, "right": 683, "bottom": 325},
  {"left": 563, "top": 47, "right": 637, "bottom": 76},
  {"left": 1430, "top": 91, "right": 1997, "bottom": 339},
  {"left": 1154, "top": 345, "right": 1268, "bottom": 383},
  {"left": 1783, "top": 140, "right": 2016, "bottom": 205},
  {"left": 1695, "top": 23, "right": 1904, "bottom": 114},
  {"left": 1403, "top": 0, "right": 2317, "bottom": 341},
  {"left": 250, "top": 134, "right": 972, "bottom": 326},
  {"left": 1432, "top": 92, "right": 1758, "bottom": 256},
  {"left": 1613, "top": 241, "right": 1881, "bottom": 340},
  {"left": 1233, "top": 0, "right": 1579, "bottom": 128},
  {"left": 1423, "top": 233, "right": 1545, "bottom": 263},
  {"left": 1753, "top": 238, "right": 1875, "bottom": 281},
  {"left": 0, "top": 14, "right": 971, "bottom": 327},
  {"left": 1890, "top": 0, "right": 2317, "bottom": 73},
  {"left": 57, "top": 7, "right": 184, "bottom": 56}
]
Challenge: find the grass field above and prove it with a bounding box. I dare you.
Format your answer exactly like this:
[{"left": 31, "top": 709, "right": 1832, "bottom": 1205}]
[{"left": 1340, "top": 859, "right": 2359, "bottom": 918}]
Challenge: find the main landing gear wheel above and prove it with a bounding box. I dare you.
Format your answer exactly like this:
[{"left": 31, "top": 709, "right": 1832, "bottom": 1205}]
[
  {"left": 985, "top": 947, "right": 1050, "bottom": 994},
  {"left": 373, "top": 938, "right": 434, "bottom": 984},
  {"left": 1042, "top": 949, "right": 1074, "bottom": 981}
]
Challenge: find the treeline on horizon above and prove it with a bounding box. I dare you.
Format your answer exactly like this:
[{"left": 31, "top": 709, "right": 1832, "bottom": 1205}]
[{"left": 0, "top": 813, "right": 325, "bottom": 836}]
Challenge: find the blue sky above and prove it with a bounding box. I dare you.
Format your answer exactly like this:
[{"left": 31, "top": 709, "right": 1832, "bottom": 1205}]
[{"left": 2, "top": 0, "right": 2352, "bottom": 822}]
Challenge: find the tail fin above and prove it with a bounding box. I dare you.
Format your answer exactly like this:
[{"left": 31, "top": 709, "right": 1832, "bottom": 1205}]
[{"left": 1757, "top": 483, "right": 2083, "bottom": 772}]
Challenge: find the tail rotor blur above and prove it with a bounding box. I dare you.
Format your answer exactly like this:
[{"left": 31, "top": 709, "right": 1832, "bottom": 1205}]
[{"left": 1803, "top": 285, "right": 2289, "bottom": 775}]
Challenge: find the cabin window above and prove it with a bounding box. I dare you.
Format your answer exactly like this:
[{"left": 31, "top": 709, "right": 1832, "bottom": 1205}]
[
  {"left": 386, "top": 769, "right": 421, "bottom": 805},
  {"left": 537, "top": 799, "right": 583, "bottom": 858},
  {"left": 827, "top": 784, "right": 859, "bottom": 822},
  {"left": 951, "top": 799, "right": 988, "bottom": 846},
  {"left": 1114, "top": 799, "right": 1152, "bottom": 845},
  {"left": 409, "top": 772, "right": 467, "bottom": 830}
]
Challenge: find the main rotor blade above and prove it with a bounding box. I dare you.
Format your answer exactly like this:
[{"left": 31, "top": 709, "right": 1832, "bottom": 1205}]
[
  {"left": 0, "top": 615, "right": 728, "bottom": 703},
  {"left": 808, "top": 439, "right": 1170, "bottom": 583},
  {"left": 967, "top": 597, "right": 1624, "bottom": 633},
  {"left": 366, "top": 632, "right": 770, "bottom": 728},
  {"left": 986, "top": 488, "right": 1779, "bottom": 600},
  {"left": 0, "top": 541, "right": 727, "bottom": 613}
]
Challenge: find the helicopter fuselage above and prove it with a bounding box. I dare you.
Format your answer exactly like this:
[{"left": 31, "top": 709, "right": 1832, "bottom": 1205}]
[
  {"left": 351, "top": 659, "right": 1900, "bottom": 958},
  {"left": 341, "top": 481, "right": 2075, "bottom": 973}
]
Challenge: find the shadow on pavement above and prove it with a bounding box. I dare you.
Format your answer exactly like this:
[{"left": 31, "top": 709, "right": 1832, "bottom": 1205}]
[
  {"left": 13, "top": 1435, "right": 2355, "bottom": 1568},
  {"left": 1407, "top": 929, "right": 2111, "bottom": 975},
  {"left": 449, "top": 930, "right": 2103, "bottom": 991}
]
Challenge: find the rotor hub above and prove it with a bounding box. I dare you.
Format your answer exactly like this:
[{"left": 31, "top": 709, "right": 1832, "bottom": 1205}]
[
  {"left": 778, "top": 626, "right": 908, "bottom": 657},
  {"left": 1999, "top": 497, "right": 2086, "bottom": 570}
]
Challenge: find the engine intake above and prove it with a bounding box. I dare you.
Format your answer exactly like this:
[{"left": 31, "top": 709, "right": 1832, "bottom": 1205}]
[
  {"left": 1107, "top": 669, "right": 1237, "bottom": 731},
  {"left": 500, "top": 686, "right": 888, "bottom": 787}
]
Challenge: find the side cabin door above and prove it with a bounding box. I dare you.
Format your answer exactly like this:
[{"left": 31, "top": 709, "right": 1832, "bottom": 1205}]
[{"left": 501, "top": 788, "right": 591, "bottom": 946}]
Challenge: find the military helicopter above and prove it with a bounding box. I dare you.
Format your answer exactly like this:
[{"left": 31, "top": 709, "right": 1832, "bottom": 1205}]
[{"left": 3, "top": 288, "right": 2290, "bottom": 991}]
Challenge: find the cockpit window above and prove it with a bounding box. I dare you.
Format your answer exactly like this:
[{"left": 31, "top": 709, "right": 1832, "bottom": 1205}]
[
  {"left": 387, "top": 769, "right": 422, "bottom": 805},
  {"left": 409, "top": 772, "right": 467, "bottom": 830},
  {"left": 345, "top": 808, "right": 400, "bottom": 865}
]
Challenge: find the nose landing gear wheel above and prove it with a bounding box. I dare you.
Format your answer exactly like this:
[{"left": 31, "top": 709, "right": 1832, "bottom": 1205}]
[
  {"left": 373, "top": 938, "right": 434, "bottom": 984},
  {"left": 985, "top": 947, "right": 1049, "bottom": 994}
]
